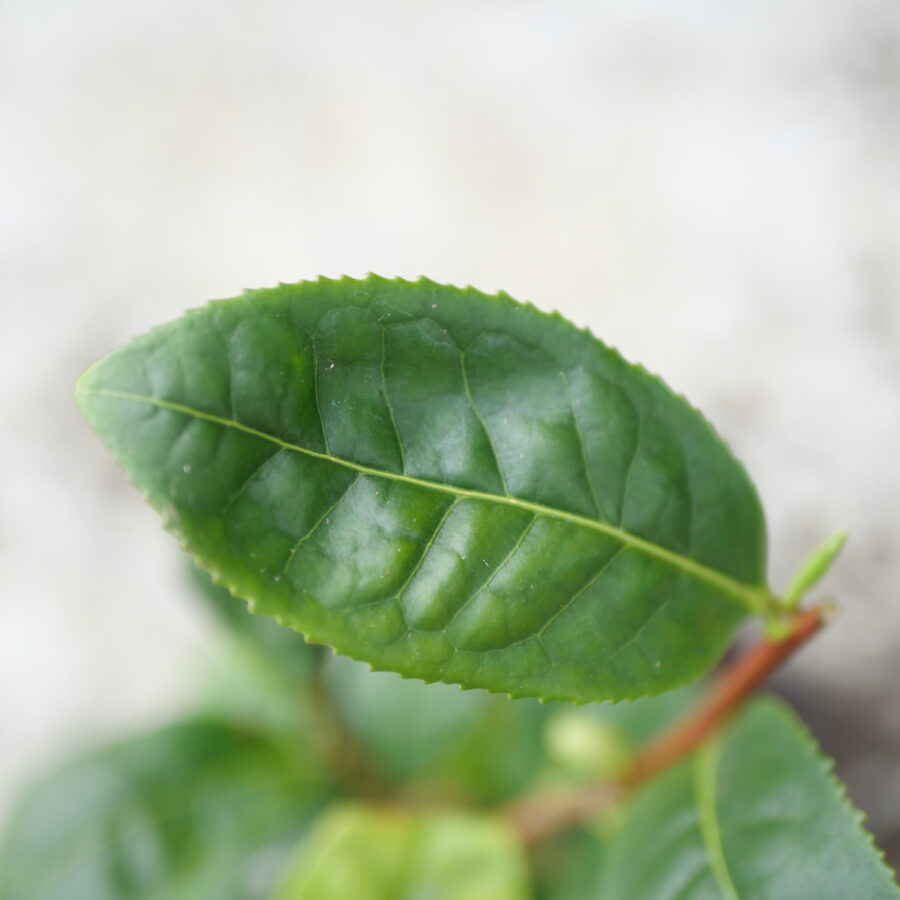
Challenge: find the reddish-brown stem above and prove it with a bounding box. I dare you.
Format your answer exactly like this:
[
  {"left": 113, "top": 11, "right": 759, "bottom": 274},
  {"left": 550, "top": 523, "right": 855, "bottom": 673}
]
[
  {"left": 621, "top": 605, "right": 823, "bottom": 789},
  {"left": 506, "top": 605, "right": 825, "bottom": 844}
]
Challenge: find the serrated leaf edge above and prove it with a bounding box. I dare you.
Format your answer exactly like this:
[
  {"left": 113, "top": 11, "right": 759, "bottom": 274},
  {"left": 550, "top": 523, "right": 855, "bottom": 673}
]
[
  {"left": 75, "top": 274, "right": 774, "bottom": 704},
  {"left": 758, "top": 700, "right": 900, "bottom": 891}
]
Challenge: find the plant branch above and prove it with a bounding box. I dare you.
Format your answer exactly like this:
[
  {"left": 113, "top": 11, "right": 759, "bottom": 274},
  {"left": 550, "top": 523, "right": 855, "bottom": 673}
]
[{"left": 505, "top": 605, "right": 825, "bottom": 844}]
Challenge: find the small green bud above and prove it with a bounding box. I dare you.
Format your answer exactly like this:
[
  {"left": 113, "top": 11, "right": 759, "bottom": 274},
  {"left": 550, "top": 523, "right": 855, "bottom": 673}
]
[
  {"left": 545, "top": 710, "right": 630, "bottom": 779},
  {"left": 783, "top": 531, "right": 847, "bottom": 611}
]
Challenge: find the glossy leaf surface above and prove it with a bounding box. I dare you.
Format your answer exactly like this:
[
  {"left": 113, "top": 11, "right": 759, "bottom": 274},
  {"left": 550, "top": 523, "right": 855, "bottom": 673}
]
[
  {"left": 77, "top": 276, "right": 768, "bottom": 701},
  {"left": 275, "top": 804, "right": 528, "bottom": 900},
  {"left": 0, "top": 719, "right": 331, "bottom": 900},
  {"left": 601, "top": 697, "right": 900, "bottom": 898}
]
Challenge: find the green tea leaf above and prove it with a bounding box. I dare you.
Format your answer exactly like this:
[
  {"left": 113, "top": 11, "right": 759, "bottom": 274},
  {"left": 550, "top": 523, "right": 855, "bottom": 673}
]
[
  {"left": 275, "top": 804, "right": 528, "bottom": 900},
  {"left": 0, "top": 719, "right": 330, "bottom": 900},
  {"left": 601, "top": 697, "right": 899, "bottom": 898},
  {"left": 76, "top": 276, "right": 768, "bottom": 701}
]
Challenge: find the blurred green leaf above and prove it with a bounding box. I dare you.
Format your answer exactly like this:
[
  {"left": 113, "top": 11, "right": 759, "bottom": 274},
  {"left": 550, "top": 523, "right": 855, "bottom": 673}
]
[
  {"left": 189, "top": 561, "right": 322, "bottom": 687},
  {"left": 428, "top": 692, "right": 547, "bottom": 805},
  {"left": 321, "top": 654, "right": 481, "bottom": 783},
  {"left": 189, "top": 562, "right": 328, "bottom": 741},
  {"left": 532, "top": 829, "right": 607, "bottom": 900},
  {"left": 77, "top": 275, "right": 768, "bottom": 703},
  {"left": 323, "top": 654, "right": 547, "bottom": 803},
  {"left": 600, "top": 697, "right": 900, "bottom": 898},
  {"left": 275, "top": 804, "right": 529, "bottom": 900},
  {"left": 0, "top": 719, "right": 331, "bottom": 900}
]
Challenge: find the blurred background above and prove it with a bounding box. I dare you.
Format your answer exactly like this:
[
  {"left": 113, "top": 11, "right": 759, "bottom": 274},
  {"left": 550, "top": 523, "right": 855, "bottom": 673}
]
[{"left": 2, "top": 0, "right": 900, "bottom": 866}]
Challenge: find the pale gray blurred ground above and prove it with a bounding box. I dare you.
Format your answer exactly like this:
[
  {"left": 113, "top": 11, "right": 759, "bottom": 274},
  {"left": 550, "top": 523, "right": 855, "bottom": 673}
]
[{"left": 2, "top": 0, "right": 900, "bottom": 857}]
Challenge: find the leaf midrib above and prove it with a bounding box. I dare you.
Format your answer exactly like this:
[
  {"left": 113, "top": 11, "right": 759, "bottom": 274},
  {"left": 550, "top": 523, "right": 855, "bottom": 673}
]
[
  {"left": 77, "top": 387, "right": 766, "bottom": 613},
  {"left": 694, "top": 741, "right": 740, "bottom": 900}
]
